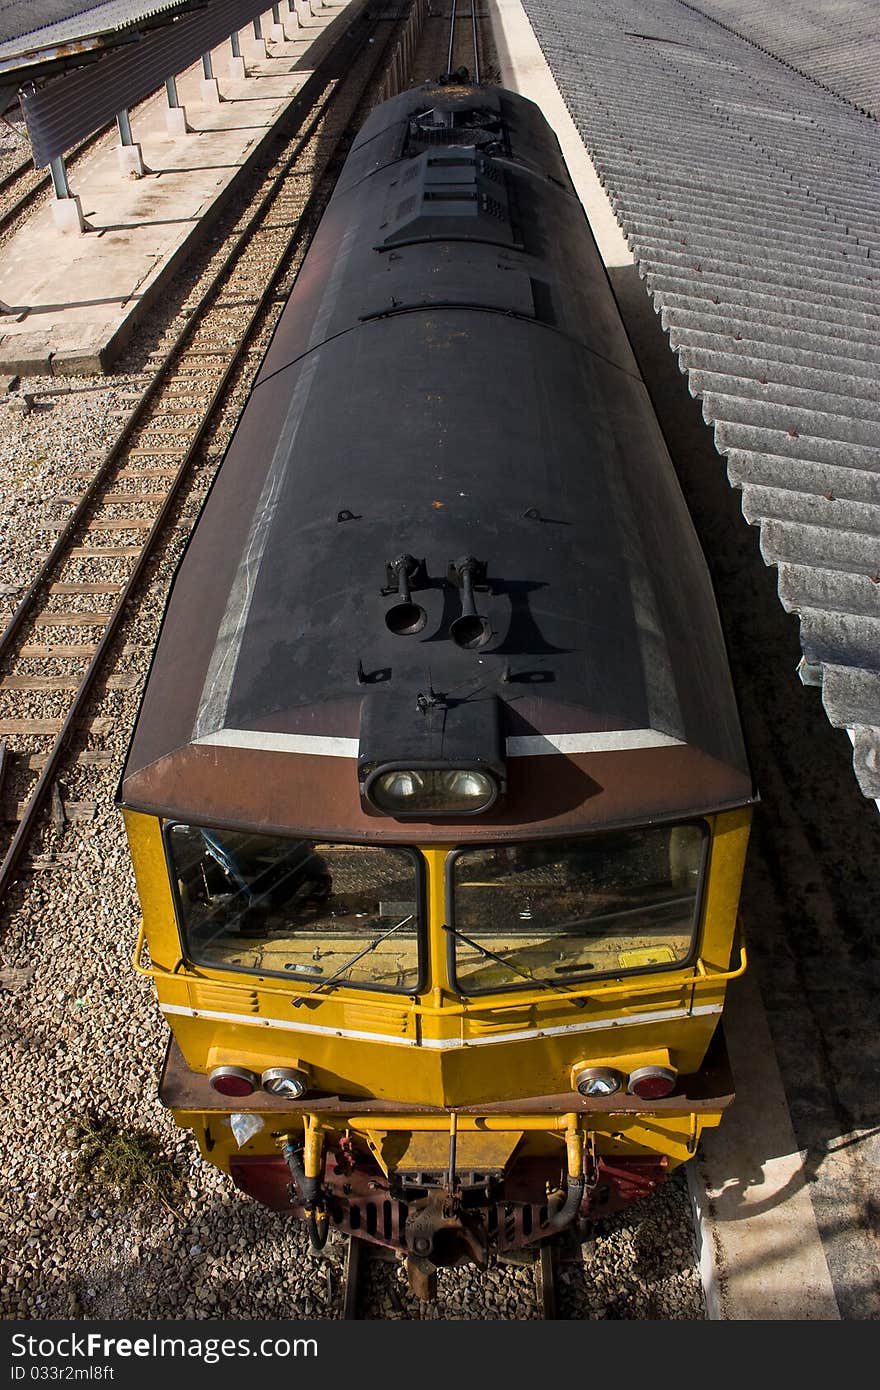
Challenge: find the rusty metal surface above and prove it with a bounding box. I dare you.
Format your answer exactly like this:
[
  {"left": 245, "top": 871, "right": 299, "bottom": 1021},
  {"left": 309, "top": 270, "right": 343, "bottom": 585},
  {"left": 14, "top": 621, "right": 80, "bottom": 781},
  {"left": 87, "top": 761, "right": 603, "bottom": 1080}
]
[
  {"left": 123, "top": 740, "right": 752, "bottom": 841},
  {"left": 536, "top": 1240, "right": 557, "bottom": 1318},
  {"left": 158, "top": 1030, "right": 735, "bottom": 1114},
  {"left": 342, "top": 1235, "right": 364, "bottom": 1318}
]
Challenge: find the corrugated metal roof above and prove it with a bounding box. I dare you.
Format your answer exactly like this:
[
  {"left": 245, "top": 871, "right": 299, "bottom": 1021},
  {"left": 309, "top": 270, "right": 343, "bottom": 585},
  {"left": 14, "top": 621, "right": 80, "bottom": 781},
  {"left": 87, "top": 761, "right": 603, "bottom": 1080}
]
[
  {"left": 682, "top": 1, "right": 880, "bottom": 117},
  {"left": 521, "top": 0, "right": 880, "bottom": 805},
  {"left": 0, "top": 1, "right": 200, "bottom": 61}
]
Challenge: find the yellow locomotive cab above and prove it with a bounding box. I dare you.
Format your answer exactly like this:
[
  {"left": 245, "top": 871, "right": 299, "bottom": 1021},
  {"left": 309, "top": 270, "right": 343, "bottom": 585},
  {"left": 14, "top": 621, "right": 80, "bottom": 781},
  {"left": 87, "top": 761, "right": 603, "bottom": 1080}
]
[{"left": 124, "top": 799, "right": 750, "bottom": 1277}]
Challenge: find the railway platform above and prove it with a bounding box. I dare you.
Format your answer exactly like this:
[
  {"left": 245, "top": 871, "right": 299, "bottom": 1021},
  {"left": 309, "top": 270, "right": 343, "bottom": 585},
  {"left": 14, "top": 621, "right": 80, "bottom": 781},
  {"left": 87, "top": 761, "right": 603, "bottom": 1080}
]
[{"left": 0, "top": 1, "right": 356, "bottom": 376}]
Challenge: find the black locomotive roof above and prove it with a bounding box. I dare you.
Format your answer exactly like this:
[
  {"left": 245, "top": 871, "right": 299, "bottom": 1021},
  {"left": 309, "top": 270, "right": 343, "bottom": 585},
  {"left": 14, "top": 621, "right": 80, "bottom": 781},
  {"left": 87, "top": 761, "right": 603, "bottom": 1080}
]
[{"left": 119, "top": 83, "right": 753, "bottom": 839}]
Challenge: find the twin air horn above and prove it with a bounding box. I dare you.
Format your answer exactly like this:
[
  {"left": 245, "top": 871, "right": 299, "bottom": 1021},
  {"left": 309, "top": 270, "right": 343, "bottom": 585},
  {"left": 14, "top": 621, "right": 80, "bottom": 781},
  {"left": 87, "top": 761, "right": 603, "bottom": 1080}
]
[{"left": 382, "top": 554, "right": 490, "bottom": 648}]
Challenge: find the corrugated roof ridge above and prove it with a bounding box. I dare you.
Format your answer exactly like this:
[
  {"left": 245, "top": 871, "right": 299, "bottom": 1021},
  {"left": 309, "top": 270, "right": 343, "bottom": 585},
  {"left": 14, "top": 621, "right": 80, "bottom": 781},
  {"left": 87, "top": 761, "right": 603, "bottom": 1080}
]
[
  {"left": 662, "top": 309, "right": 879, "bottom": 363},
  {"left": 675, "top": 342, "right": 878, "bottom": 389},
  {"left": 688, "top": 370, "right": 880, "bottom": 424}
]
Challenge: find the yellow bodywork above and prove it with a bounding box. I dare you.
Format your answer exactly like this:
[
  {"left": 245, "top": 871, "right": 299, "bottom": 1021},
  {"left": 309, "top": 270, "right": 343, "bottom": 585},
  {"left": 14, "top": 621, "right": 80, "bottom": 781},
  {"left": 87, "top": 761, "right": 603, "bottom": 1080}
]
[{"left": 124, "top": 807, "right": 750, "bottom": 1184}]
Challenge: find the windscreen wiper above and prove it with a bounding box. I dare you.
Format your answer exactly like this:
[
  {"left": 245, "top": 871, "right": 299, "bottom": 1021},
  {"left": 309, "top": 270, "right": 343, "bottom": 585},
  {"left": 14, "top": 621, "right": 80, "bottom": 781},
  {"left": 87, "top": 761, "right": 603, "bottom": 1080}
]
[
  {"left": 442, "top": 923, "right": 586, "bottom": 1008},
  {"left": 291, "top": 915, "right": 415, "bottom": 1006}
]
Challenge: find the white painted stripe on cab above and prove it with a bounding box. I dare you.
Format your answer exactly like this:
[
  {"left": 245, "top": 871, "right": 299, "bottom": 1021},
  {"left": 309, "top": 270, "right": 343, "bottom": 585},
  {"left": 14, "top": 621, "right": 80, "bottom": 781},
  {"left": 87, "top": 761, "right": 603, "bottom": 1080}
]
[
  {"left": 161, "top": 999, "right": 720, "bottom": 1048},
  {"left": 194, "top": 727, "right": 684, "bottom": 758},
  {"left": 196, "top": 728, "right": 359, "bottom": 757},
  {"left": 506, "top": 730, "right": 683, "bottom": 755}
]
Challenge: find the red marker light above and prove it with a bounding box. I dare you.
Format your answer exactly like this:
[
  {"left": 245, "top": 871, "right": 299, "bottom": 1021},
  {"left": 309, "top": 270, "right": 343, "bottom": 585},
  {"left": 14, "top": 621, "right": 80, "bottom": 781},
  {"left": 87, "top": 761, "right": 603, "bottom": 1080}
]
[
  {"left": 627, "top": 1066, "right": 677, "bottom": 1100},
  {"left": 209, "top": 1066, "right": 259, "bottom": 1097}
]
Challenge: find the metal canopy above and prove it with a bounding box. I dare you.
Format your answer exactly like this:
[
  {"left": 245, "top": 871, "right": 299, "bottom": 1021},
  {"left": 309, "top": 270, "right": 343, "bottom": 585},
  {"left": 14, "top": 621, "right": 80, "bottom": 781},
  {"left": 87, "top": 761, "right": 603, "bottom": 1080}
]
[
  {"left": 0, "top": 2, "right": 202, "bottom": 76},
  {"left": 20, "top": 0, "right": 281, "bottom": 168}
]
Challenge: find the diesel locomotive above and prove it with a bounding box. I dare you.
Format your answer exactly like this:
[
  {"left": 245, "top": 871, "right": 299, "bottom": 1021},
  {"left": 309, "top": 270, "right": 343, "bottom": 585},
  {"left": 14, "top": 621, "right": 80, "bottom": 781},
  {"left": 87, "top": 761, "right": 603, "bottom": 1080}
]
[{"left": 119, "top": 80, "right": 755, "bottom": 1297}]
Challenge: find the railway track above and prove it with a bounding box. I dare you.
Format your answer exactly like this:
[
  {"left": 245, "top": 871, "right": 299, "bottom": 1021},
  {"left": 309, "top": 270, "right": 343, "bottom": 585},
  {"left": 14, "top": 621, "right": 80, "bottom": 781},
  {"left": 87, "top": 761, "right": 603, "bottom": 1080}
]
[
  {"left": 0, "top": 2, "right": 417, "bottom": 902},
  {"left": 445, "top": 0, "right": 482, "bottom": 82},
  {"left": 337, "top": 1233, "right": 578, "bottom": 1319}
]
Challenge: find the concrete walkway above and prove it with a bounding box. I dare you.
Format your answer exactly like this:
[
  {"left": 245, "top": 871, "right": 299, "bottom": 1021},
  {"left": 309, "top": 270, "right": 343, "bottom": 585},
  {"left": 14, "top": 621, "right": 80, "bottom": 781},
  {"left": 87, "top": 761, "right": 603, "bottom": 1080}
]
[
  {"left": 693, "top": 968, "right": 839, "bottom": 1319},
  {"left": 0, "top": 1, "right": 356, "bottom": 376}
]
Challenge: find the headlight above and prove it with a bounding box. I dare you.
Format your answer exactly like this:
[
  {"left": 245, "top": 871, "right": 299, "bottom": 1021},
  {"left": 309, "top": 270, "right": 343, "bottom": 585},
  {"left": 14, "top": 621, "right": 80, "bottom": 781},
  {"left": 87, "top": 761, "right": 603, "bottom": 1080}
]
[
  {"left": 261, "top": 1067, "right": 309, "bottom": 1099},
  {"left": 374, "top": 769, "right": 426, "bottom": 803},
  {"left": 572, "top": 1065, "right": 624, "bottom": 1098},
  {"left": 441, "top": 769, "right": 492, "bottom": 800},
  {"left": 367, "top": 765, "right": 498, "bottom": 815}
]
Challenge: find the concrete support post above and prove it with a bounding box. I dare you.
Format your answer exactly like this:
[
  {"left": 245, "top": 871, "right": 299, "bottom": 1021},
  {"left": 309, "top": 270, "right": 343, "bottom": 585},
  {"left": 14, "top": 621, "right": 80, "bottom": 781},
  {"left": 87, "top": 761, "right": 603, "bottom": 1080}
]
[
  {"left": 49, "top": 156, "right": 86, "bottom": 233},
  {"left": 283, "top": 0, "right": 300, "bottom": 37},
  {"left": 268, "top": 4, "right": 285, "bottom": 42},
  {"left": 200, "top": 50, "right": 221, "bottom": 103},
  {"left": 228, "top": 31, "right": 247, "bottom": 80},
  {"left": 164, "top": 75, "right": 189, "bottom": 134},
  {"left": 116, "top": 109, "right": 134, "bottom": 145},
  {"left": 49, "top": 155, "right": 71, "bottom": 199},
  {"left": 115, "top": 110, "right": 146, "bottom": 177},
  {"left": 244, "top": 15, "right": 267, "bottom": 59}
]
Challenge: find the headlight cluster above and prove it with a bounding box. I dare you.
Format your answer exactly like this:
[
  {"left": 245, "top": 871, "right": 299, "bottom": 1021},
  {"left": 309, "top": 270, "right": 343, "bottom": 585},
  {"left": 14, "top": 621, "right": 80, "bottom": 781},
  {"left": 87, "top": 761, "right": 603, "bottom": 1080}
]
[
  {"left": 572, "top": 1063, "right": 678, "bottom": 1100},
  {"left": 367, "top": 765, "right": 498, "bottom": 815},
  {"left": 209, "top": 1065, "right": 309, "bottom": 1099}
]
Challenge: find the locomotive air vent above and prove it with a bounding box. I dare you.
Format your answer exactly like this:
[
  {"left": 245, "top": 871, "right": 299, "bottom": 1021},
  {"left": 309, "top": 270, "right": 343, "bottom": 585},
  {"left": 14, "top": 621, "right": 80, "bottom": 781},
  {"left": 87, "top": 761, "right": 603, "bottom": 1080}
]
[{"left": 378, "top": 148, "right": 516, "bottom": 249}]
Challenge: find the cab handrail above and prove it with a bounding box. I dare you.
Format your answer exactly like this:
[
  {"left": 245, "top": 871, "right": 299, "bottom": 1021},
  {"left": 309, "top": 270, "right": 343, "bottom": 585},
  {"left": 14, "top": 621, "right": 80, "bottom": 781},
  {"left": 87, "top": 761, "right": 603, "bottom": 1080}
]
[{"left": 132, "top": 919, "right": 746, "bottom": 1016}]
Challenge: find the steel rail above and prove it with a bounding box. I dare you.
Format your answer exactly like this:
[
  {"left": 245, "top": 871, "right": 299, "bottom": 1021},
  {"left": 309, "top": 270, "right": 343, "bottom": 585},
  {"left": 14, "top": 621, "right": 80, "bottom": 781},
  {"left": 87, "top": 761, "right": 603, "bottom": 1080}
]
[
  {"left": 340, "top": 1230, "right": 563, "bottom": 1318},
  {"left": 536, "top": 1241, "right": 558, "bottom": 1318},
  {"left": 470, "top": 0, "right": 480, "bottom": 84},
  {"left": 342, "top": 1236, "right": 364, "bottom": 1319},
  {"left": 0, "top": 7, "right": 410, "bottom": 909},
  {"left": 0, "top": 154, "right": 31, "bottom": 198},
  {"left": 447, "top": 0, "right": 457, "bottom": 75},
  {"left": 445, "top": 0, "right": 480, "bottom": 84},
  {"left": 0, "top": 167, "right": 58, "bottom": 236}
]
